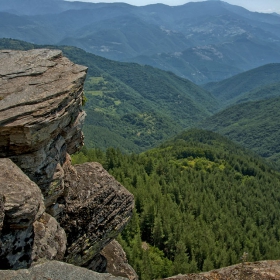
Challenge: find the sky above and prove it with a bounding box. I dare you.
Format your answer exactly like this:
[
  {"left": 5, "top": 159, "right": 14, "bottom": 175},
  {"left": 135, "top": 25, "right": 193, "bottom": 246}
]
[{"left": 66, "top": 0, "right": 280, "bottom": 14}]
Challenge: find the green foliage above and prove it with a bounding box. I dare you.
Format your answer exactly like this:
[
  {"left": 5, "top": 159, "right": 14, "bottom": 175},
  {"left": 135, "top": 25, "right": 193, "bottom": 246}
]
[
  {"left": 200, "top": 96, "right": 280, "bottom": 169},
  {"left": 204, "top": 63, "right": 280, "bottom": 106},
  {"left": 0, "top": 38, "right": 218, "bottom": 153},
  {"left": 72, "top": 129, "right": 280, "bottom": 279}
]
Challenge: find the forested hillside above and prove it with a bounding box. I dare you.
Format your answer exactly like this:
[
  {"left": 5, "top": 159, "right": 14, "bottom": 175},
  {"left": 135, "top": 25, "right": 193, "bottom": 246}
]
[
  {"left": 203, "top": 63, "right": 280, "bottom": 106},
  {"left": 72, "top": 129, "right": 280, "bottom": 280},
  {"left": 200, "top": 96, "right": 280, "bottom": 169},
  {"left": 0, "top": 38, "right": 217, "bottom": 153}
]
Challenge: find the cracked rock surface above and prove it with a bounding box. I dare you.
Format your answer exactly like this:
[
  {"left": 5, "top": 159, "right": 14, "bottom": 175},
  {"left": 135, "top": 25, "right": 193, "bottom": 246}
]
[
  {"left": 60, "top": 162, "right": 134, "bottom": 267},
  {"left": 0, "top": 49, "right": 87, "bottom": 209},
  {"left": 0, "top": 158, "right": 66, "bottom": 269},
  {"left": 0, "top": 49, "right": 135, "bottom": 279}
]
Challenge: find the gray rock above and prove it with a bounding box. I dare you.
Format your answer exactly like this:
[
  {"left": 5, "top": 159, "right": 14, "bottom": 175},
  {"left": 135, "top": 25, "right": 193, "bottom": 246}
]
[
  {"left": 0, "top": 49, "right": 136, "bottom": 277},
  {"left": 0, "top": 260, "right": 128, "bottom": 280},
  {"left": 60, "top": 162, "right": 134, "bottom": 267},
  {"left": 0, "top": 158, "right": 66, "bottom": 269},
  {"left": 0, "top": 158, "right": 45, "bottom": 230},
  {"left": 32, "top": 213, "right": 66, "bottom": 263}
]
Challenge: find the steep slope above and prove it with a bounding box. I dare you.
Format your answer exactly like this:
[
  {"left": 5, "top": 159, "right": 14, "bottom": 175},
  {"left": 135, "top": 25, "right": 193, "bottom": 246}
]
[
  {"left": 72, "top": 129, "right": 280, "bottom": 279},
  {"left": 0, "top": 38, "right": 218, "bottom": 153},
  {"left": 203, "top": 63, "right": 280, "bottom": 105},
  {"left": 199, "top": 96, "right": 280, "bottom": 168},
  {"left": 62, "top": 46, "right": 218, "bottom": 153}
]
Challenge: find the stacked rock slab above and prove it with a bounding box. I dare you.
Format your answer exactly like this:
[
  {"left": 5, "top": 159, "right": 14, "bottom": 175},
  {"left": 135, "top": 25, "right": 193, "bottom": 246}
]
[
  {"left": 0, "top": 49, "right": 134, "bottom": 276},
  {"left": 0, "top": 49, "right": 87, "bottom": 210}
]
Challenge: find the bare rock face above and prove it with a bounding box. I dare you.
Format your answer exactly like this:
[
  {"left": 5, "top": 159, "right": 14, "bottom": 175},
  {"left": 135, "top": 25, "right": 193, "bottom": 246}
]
[
  {"left": 0, "top": 260, "right": 128, "bottom": 280},
  {"left": 0, "top": 158, "right": 66, "bottom": 269},
  {"left": 32, "top": 213, "right": 66, "bottom": 263},
  {"left": 0, "top": 49, "right": 135, "bottom": 277},
  {"left": 0, "top": 49, "right": 87, "bottom": 209},
  {"left": 0, "top": 158, "right": 45, "bottom": 229},
  {"left": 60, "top": 162, "right": 134, "bottom": 267},
  {"left": 163, "top": 260, "right": 280, "bottom": 280},
  {"left": 101, "top": 240, "right": 138, "bottom": 280}
]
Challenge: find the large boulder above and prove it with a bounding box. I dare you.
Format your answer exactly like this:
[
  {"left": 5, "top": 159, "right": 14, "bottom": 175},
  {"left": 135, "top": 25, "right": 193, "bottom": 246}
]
[
  {"left": 0, "top": 49, "right": 87, "bottom": 208},
  {"left": 101, "top": 240, "right": 138, "bottom": 280},
  {"left": 163, "top": 260, "right": 280, "bottom": 280},
  {"left": 0, "top": 158, "right": 66, "bottom": 269},
  {"left": 60, "top": 162, "right": 134, "bottom": 267}
]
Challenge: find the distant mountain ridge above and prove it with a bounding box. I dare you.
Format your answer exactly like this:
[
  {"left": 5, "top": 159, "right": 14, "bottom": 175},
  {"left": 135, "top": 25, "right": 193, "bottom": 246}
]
[
  {"left": 200, "top": 96, "right": 280, "bottom": 168},
  {"left": 203, "top": 63, "right": 280, "bottom": 106},
  {"left": 1, "top": 0, "right": 280, "bottom": 83}
]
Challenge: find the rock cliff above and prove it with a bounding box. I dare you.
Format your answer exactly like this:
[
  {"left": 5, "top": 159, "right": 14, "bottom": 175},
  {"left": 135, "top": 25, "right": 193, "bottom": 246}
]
[{"left": 0, "top": 49, "right": 135, "bottom": 278}]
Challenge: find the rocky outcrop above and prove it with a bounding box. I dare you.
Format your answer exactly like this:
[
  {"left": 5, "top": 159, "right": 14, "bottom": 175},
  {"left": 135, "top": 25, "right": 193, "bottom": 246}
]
[
  {"left": 163, "top": 260, "right": 280, "bottom": 280},
  {"left": 0, "top": 48, "right": 135, "bottom": 278},
  {"left": 101, "top": 240, "right": 138, "bottom": 280},
  {"left": 0, "top": 158, "right": 66, "bottom": 269},
  {"left": 60, "top": 162, "right": 134, "bottom": 266},
  {"left": 0, "top": 48, "right": 87, "bottom": 209},
  {"left": 0, "top": 260, "right": 128, "bottom": 280}
]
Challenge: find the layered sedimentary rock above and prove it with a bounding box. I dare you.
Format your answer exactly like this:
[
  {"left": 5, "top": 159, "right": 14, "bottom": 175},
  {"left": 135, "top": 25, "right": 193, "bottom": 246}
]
[
  {"left": 0, "top": 49, "right": 87, "bottom": 209},
  {"left": 0, "top": 48, "right": 135, "bottom": 278},
  {"left": 61, "top": 162, "right": 134, "bottom": 266}
]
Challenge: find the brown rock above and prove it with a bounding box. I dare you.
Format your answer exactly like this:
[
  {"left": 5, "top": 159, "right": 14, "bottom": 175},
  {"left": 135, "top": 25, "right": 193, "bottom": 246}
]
[
  {"left": 59, "top": 162, "right": 134, "bottom": 267},
  {"left": 0, "top": 49, "right": 135, "bottom": 275},
  {"left": 32, "top": 213, "right": 66, "bottom": 263},
  {"left": 0, "top": 49, "right": 87, "bottom": 207},
  {"left": 101, "top": 239, "right": 138, "bottom": 280},
  {"left": 163, "top": 260, "right": 280, "bottom": 280}
]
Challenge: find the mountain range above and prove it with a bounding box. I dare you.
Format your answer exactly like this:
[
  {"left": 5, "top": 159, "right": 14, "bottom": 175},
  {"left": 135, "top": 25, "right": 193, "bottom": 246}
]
[
  {"left": 1, "top": 38, "right": 280, "bottom": 169},
  {"left": 1, "top": 0, "right": 280, "bottom": 83}
]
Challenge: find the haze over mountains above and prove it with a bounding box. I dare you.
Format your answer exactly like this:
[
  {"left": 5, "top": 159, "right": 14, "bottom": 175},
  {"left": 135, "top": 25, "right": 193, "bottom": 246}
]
[
  {"left": 1, "top": 0, "right": 280, "bottom": 83},
  {"left": 2, "top": 1, "right": 280, "bottom": 278},
  {"left": 1, "top": 0, "right": 280, "bottom": 165}
]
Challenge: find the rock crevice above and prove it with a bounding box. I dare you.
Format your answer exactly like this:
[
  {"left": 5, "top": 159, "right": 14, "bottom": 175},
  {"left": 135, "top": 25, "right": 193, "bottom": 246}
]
[{"left": 0, "top": 49, "right": 135, "bottom": 279}]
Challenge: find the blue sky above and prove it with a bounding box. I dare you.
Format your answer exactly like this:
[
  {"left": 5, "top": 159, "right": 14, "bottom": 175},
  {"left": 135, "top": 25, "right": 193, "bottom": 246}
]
[{"left": 66, "top": 0, "right": 280, "bottom": 14}]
